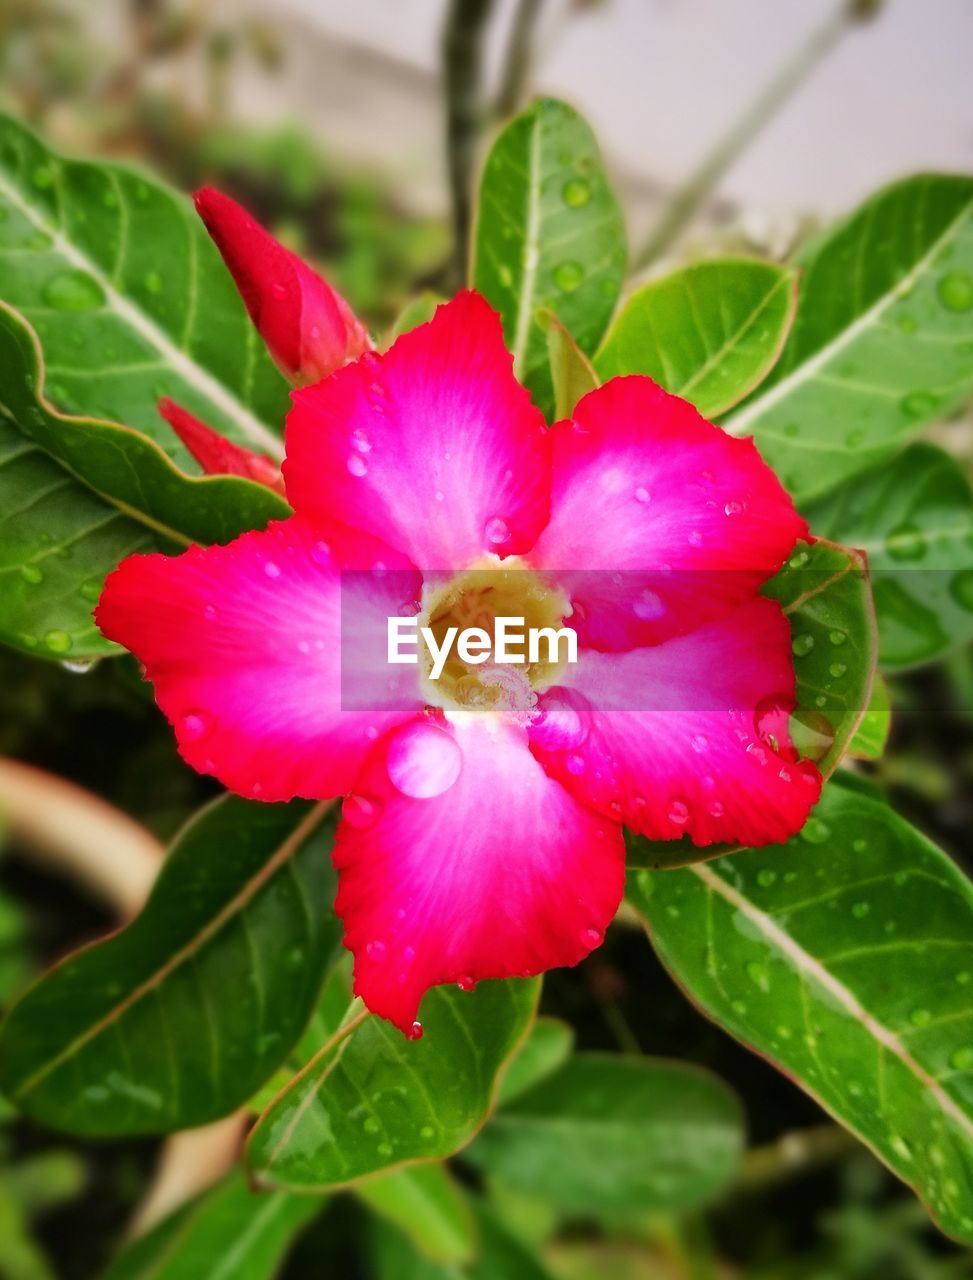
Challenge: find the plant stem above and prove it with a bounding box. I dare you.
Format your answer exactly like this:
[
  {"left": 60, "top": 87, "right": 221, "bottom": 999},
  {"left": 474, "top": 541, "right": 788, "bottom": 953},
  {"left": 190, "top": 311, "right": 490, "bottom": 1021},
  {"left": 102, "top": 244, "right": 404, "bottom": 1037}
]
[
  {"left": 736, "top": 1122, "right": 859, "bottom": 1190},
  {"left": 633, "top": 0, "right": 876, "bottom": 271},
  {"left": 441, "top": 0, "right": 496, "bottom": 288},
  {"left": 493, "top": 0, "right": 546, "bottom": 119}
]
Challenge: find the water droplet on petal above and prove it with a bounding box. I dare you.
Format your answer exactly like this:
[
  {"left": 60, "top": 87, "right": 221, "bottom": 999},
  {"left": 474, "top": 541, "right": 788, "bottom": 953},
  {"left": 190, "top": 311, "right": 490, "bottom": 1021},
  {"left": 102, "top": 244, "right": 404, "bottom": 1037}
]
[
  {"left": 347, "top": 454, "right": 368, "bottom": 477},
  {"left": 531, "top": 689, "right": 588, "bottom": 750},
  {"left": 365, "top": 939, "right": 387, "bottom": 962},
  {"left": 310, "top": 540, "right": 331, "bottom": 566},
  {"left": 387, "top": 721, "right": 462, "bottom": 799},
  {"left": 633, "top": 589, "right": 665, "bottom": 621},
  {"left": 343, "top": 794, "right": 378, "bottom": 829},
  {"left": 456, "top": 974, "right": 476, "bottom": 992},
  {"left": 565, "top": 752, "right": 586, "bottom": 776},
  {"left": 180, "top": 710, "right": 213, "bottom": 742},
  {"left": 667, "top": 797, "right": 690, "bottom": 826},
  {"left": 690, "top": 733, "right": 709, "bottom": 753},
  {"left": 351, "top": 427, "right": 371, "bottom": 454},
  {"left": 263, "top": 560, "right": 281, "bottom": 579},
  {"left": 581, "top": 926, "right": 603, "bottom": 948},
  {"left": 407, "top": 1021, "right": 424, "bottom": 1041},
  {"left": 484, "top": 516, "right": 510, "bottom": 546},
  {"left": 634, "top": 486, "right": 650, "bottom": 504}
]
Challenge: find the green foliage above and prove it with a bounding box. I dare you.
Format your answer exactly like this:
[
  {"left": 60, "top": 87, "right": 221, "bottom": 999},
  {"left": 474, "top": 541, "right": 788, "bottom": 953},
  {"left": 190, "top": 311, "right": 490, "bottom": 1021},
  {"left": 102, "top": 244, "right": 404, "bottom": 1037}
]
[
  {"left": 467, "top": 1054, "right": 744, "bottom": 1216},
  {"left": 595, "top": 258, "right": 798, "bottom": 417},
  {"left": 100, "top": 1172, "right": 320, "bottom": 1280},
  {"left": 630, "top": 779, "right": 973, "bottom": 1243},
  {"left": 472, "top": 98, "right": 626, "bottom": 417},
  {"left": 247, "top": 978, "right": 539, "bottom": 1191},
  {"left": 356, "top": 1163, "right": 475, "bottom": 1266},
  {"left": 0, "top": 798, "right": 340, "bottom": 1134},
  {"left": 725, "top": 174, "right": 973, "bottom": 502},
  {"left": 806, "top": 443, "right": 973, "bottom": 670},
  {"left": 0, "top": 113, "right": 289, "bottom": 460}
]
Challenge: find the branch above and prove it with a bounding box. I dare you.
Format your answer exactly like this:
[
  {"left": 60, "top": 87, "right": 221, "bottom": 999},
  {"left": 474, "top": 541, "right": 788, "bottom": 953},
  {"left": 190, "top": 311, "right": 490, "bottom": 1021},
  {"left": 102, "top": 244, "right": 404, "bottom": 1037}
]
[
  {"left": 493, "top": 0, "right": 546, "bottom": 120},
  {"left": 441, "top": 0, "right": 496, "bottom": 288}
]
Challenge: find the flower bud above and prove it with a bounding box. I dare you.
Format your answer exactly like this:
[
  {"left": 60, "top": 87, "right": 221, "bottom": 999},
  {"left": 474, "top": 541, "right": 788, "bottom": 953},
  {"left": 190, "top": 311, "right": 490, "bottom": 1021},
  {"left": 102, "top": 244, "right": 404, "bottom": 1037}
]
[
  {"left": 194, "top": 187, "right": 371, "bottom": 385},
  {"left": 159, "top": 397, "right": 285, "bottom": 495}
]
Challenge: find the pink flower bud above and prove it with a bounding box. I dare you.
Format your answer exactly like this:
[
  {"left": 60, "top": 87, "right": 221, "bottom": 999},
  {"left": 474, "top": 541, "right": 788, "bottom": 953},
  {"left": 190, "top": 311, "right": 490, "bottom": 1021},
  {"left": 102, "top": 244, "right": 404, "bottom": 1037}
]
[
  {"left": 159, "top": 397, "right": 285, "bottom": 495},
  {"left": 194, "top": 187, "right": 372, "bottom": 385}
]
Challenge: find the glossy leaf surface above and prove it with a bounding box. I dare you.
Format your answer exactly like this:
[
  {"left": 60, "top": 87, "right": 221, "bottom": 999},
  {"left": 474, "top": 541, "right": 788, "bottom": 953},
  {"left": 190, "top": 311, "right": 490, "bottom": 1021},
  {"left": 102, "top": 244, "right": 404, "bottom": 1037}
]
[
  {"left": 727, "top": 175, "right": 973, "bottom": 501},
  {"left": 467, "top": 1054, "right": 743, "bottom": 1214},
  {"left": 594, "top": 259, "right": 797, "bottom": 417},
  {"left": 806, "top": 443, "right": 973, "bottom": 670},
  {"left": 473, "top": 98, "right": 625, "bottom": 416},
  {"left": 0, "top": 112, "right": 288, "bottom": 461},
  {"left": 248, "top": 979, "right": 539, "bottom": 1191},
  {"left": 631, "top": 780, "right": 973, "bottom": 1242},
  {"left": 0, "top": 798, "right": 339, "bottom": 1135}
]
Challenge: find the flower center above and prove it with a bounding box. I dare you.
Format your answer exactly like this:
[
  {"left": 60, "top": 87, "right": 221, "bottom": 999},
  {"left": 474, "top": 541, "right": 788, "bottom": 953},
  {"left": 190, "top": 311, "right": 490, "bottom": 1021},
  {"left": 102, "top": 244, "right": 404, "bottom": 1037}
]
[{"left": 418, "top": 560, "right": 572, "bottom": 720}]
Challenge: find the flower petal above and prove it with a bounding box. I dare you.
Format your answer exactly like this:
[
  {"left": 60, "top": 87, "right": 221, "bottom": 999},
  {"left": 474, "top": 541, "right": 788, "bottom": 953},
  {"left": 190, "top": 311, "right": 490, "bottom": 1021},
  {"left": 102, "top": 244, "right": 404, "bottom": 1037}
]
[
  {"left": 284, "top": 292, "right": 551, "bottom": 570},
  {"left": 528, "top": 377, "right": 808, "bottom": 650},
  {"left": 159, "top": 397, "right": 285, "bottom": 494},
  {"left": 334, "top": 714, "right": 625, "bottom": 1032},
  {"left": 529, "top": 597, "right": 821, "bottom": 848},
  {"left": 95, "top": 517, "right": 423, "bottom": 801}
]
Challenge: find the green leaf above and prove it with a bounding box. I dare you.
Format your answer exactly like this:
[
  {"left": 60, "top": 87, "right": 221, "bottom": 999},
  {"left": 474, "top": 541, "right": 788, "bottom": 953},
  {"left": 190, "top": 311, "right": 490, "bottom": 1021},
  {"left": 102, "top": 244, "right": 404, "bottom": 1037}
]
[
  {"left": 369, "top": 1200, "right": 553, "bottom": 1280},
  {"left": 594, "top": 259, "right": 798, "bottom": 417},
  {"left": 805, "top": 443, "right": 973, "bottom": 671},
  {"left": 0, "top": 112, "right": 288, "bottom": 461},
  {"left": 100, "top": 1172, "right": 320, "bottom": 1280},
  {"left": 627, "top": 538, "right": 877, "bottom": 870},
  {"left": 0, "top": 302, "right": 289, "bottom": 545},
  {"left": 629, "top": 779, "right": 973, "bottom": 1243},
  {"left": 247, "top": 979, "right": 539, "bottom": 1191},
  {"left": 725, "top": 175, "right": 973, "bottom": 502},
  {"left": 472, "top": 98, "right": 626, "bottom": 416},
  {"left": 497, "top": 1016, "right": 574, "bottom": 1106},
  {"left": 542, "top": 312, "right": 598, "bottom": 419},
  {"left": 356, "top": 1163, "right": 475, "bottom": 1265},
  {"left": 0, "top": 414, "right": 162, "bottom": 660},
  {"left": 0, "top": 797, "right": 340, "bottom": 1135},
  {"left": 388, "top": 292, "right": 445, "bottom": 341},
  {"left": 466, "top": 1054, "right": 743, "bottom": 1216},
  {"left": 849, "top": 673, "right": 892, "bottom": 760}
]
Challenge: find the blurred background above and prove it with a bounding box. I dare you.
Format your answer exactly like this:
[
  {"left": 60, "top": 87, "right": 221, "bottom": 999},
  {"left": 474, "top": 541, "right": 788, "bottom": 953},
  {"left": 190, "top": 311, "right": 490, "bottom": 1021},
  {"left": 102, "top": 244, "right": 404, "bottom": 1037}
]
[{"left": 1, "top": 1, "right": 972, "bottom": 1277}]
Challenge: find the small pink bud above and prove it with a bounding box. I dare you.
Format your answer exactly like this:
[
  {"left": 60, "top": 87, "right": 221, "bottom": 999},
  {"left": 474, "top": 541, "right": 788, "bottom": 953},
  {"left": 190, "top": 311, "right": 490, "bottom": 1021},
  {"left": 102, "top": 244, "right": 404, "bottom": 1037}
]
[
  {"left": 159, "top": 397, "right": 286, "bottom": 495},
  {"left": 194, "top": 187, "right": 372, "bottom": 385}
]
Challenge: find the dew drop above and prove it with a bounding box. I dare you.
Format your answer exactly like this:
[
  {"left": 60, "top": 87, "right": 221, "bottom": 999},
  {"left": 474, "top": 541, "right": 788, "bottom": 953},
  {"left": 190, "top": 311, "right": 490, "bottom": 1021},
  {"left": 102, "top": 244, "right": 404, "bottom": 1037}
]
[
  {"left": 724, "top": 500, "right": 744, "bottom": 516},
  {"left": 562, "top": 178, "right": 591, "bottom": 207},
  {"left": 565, "top": 752, "right": 586, "bottom": 776},
  {"left": 377, "top": 1141, "right": 394, "bottom": 1156},
  {"left": 937, "top": 270, "right": 973, "bottom": 312},
  {"left": 19, "top": 564, "right": 42, "bottom": 584},
  {"left": 788, "top": 549, "right": 810, "bottom": 570},
  {"left": 62, "top": 657, "right": 97, "bottom": 675},
  {"left": 531, "top": 689, "right": 588, "bottom": 750},
  {"left": 789, "top": 707, "right": 835, "bottom": 763},
  {"left": 633, "top": 588, "right": 665, "bottom": 621},
  {"left": 950, "top": 1047, "right": 973, "bottom": 1070},
  {"left": 690, "top": 734, "right": 709, "bottom": 754},
  {"left": 180, "top": 710, "right": 213, "bottom": 742},
  {"left": 43, "top": 270, "right": 104, "bottom": 311},
  {"left": 456, "top": 974, "right": 476, "bottom": 992},
  {"left": 347, "top": 454, "right": 368, "bottom": 478},
  {"left": 667, "top": 797, "right": 690, "bottom": 826},
  {"left": 829, "top": 661, "right": 847, "bottom": 678},
  {"left": 553, "top": 261, "right": 584, "bottom": 292},
  {"left": 800, "top": 817, "right": 830, "bottom": 845},
  {"left": 909, "top": 1008, "right": 932, "bottom": 1027},
  {"left": 365, "top": 939, "right": 387, "bottom": 963},
  {"left": 143, "top": 271, "right": 163, "bottom": 294},
  {"left": 43, "top": 629, "right": 72, "bottom": 654},
  {"left": 351, "top": 427, "right": 372, "bottom": 454},
  {"left": 707, "top": 799, "right": 724, "bottom": 817},
  {"left": 263, "top": 560, "right": 281, "bottom": 579},
  {"left": 419, "top": 1124, "right": 435, "bottom": 1140},
  {"left": 79, "top": 578, "right": 102, "bottom": 602},
  {"left": 581, "top": 926, "right": 603, "bottom": 948},
  {"left": 634, "top": 486, "right": 650, "bottom": 504},
  {"left": 900, "top": 390, "right": 938, "bottom": 420},
  {"left": 887, "top": 522, "right": 927, "bottom": 562},
  {"left": 387, "top": 721, "right": 462, "bottom": 799},
  {"left": 407, "top": 1021, "right": 424, "bottom": 1041},
  {"left": 343, "top": 794, "right": 378, "bottom": 829},
  {"left": 757, "top": 869, "right": 777, "bottom": 888},
  {"left": 310, "top": 540, "right": 332, "bottom": 566},
  {"left": 792, "top": 633, "right": 814, "bottom": 657},
  {"left": 829, "top": 629, "right": 847, "bottom": 646},
  {"left": 363, "top": 1115, "right": 381, "bottom": 1134},
  {"left": 687, "top": 529, "right": 704, "bottom": 548},
  {"left": 484, "top": 516, "right": 510, "bottom": 546},
  {"left": 851, "top": 901, "right": 870, "bottom": 919}
]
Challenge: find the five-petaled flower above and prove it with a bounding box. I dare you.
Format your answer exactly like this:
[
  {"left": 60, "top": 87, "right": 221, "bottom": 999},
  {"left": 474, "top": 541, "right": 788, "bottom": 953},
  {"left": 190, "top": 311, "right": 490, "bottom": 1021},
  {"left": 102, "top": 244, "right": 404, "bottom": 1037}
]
[{"left": 96, "top": 192, "right": 821, "bottom": 1036}]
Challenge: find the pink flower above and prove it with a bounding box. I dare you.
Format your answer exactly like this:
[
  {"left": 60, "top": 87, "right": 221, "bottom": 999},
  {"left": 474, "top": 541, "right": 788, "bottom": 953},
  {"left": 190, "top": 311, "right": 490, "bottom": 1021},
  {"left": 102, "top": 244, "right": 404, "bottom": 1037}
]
[
  {"left": 194, "top": 187, "right": 372, "bottom": 385},
  {"left": 96, "top": 291, "right": 820, "bottom": 1035}
]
